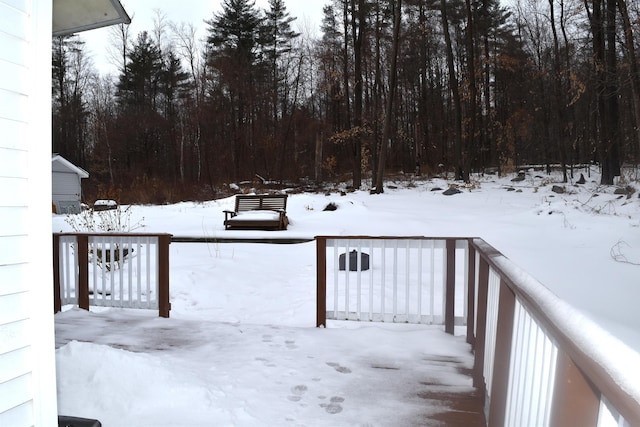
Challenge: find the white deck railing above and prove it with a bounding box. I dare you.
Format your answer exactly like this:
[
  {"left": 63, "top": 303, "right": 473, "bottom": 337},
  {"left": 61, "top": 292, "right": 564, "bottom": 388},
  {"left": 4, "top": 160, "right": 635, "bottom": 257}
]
[
  {"left": 53, "top": 233, "right": 172, "bottom": 317},
  {"left": 316, "top": 236, "right": 640, "bottom": 426},
  {"left": 318, "top": 237, "right": 468, "bottom": 328}
]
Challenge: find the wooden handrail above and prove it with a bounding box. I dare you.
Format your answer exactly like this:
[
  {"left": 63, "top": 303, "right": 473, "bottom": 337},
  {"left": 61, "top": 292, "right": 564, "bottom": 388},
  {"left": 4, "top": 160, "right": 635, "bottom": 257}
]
[
  {"left": 469, "top": 238, "right": 640, "bottom": 425},
  {"left": 53, "top": 233, "right": 172, "bottom": 318},
  {"left": 315, "top": 235, "right": 640, "bottom": 425}
]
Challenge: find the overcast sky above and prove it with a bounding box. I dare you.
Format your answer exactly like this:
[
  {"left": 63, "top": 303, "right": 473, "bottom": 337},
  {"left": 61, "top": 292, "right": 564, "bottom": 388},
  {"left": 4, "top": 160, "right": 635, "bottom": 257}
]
[{"left": 80, "top": 0, "right": 323, "bottom": 75}]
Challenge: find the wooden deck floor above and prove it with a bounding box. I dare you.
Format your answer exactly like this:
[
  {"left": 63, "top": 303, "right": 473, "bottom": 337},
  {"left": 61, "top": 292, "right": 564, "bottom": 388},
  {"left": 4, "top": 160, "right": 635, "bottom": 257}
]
[
  {"left": 55, "top": 310, "right": 486, "bottom": 426},
  {"left": 414, "top": 354, "right": 486, "bottom": 426}
]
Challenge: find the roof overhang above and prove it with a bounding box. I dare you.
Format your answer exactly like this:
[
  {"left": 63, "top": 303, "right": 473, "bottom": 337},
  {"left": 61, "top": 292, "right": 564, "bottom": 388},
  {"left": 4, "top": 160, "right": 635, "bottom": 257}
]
[
  {"left": 53, "top": 0, "right": 131, "bottom": 37},
  {"left": 52, "top": 154, "right": 90, "bottom": 179}
]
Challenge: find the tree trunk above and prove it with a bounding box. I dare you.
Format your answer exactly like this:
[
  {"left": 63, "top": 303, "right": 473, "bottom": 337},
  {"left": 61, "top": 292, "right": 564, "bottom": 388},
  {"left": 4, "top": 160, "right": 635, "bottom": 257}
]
[
  {"left": 603, "top": 0, "right": 621, "bottom": 183},
  {"left": 374, "top": 0, "right": 401, "bottom": 193},
  {"left": 585, "top": 0, "right": 619, "bottom": 185},
  {"left": 462, "top": 0, "right": 474, "bottom": 182},
  {"left": 351, "top": 0, "right": 366, "bottom": 189},
  {"left": 617, "top": 0, "right": 640, "bottom": 158},
  {"left": 440, "top": 0, "right": 463, "bottom": 179},
  {"left": 549, "top": 0, "right": 568, "bottom": 182}
]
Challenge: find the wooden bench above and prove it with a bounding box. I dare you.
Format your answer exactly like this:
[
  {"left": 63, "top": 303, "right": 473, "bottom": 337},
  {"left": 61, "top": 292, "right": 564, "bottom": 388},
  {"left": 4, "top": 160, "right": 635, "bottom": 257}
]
[{"left": 223, "top": 194, "right": 289, "bottom": 230}]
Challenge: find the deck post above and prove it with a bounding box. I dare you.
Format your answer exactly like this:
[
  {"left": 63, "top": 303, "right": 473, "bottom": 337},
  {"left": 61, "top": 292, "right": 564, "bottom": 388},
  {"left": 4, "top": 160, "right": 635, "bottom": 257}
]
[
  {"left": 316, "top": 237, "right": 327, "bottom": 327},
  {"left": 53, "top": 233, "right": 61, "bottom": 313},
  {"left": 466, "top": 241, "right": 476, "bottom": 346},
  {"left": 77, "top": 234, "right": 90, "bottom": 311},
  {"left": 445, "top": 239, "right": 456, "bottom": 334},
  {"left": 158, "top": 234, "right": 172, "bottom": 318},
  {"left": 549, "top": 349, "right": 599, "bottom": 426},
  {"left": 487, "top": 278, "right": 516, "bottom": 427}
]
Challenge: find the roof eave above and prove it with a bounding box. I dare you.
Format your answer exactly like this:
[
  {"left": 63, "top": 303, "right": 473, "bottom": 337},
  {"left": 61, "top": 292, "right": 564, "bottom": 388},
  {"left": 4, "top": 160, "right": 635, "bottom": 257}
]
[{"left": 52, "top": 0, "right": 131, "bottom": 37}]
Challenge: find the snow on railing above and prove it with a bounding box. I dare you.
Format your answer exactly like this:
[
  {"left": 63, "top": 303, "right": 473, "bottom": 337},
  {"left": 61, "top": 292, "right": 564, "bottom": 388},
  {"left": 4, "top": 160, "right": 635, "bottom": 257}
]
[
  {"left": 53, "top": 233, "right": 172, "bottom": 317},
  {"left": 470, "top": 238, "right": 640, "bottom": 427},
  {"left": 316, "top": 236, "right": 640, "bottom": 426}
]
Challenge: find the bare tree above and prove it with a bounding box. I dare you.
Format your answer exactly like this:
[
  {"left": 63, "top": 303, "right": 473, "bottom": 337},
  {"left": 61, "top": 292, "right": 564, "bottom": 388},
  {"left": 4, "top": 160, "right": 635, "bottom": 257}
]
[
  {"left": 171, "top": 22, "right": 205, "bottom": 182},
  {"left": 617, "top": 0, "right": 640, "bottom": 156},
  {"left": 374, "top": 0, "right": 402, "bottom": 193},
  {"left": 106, "top": 23, "right": 132, "bottom": 73},
  {"left": 440, "top": 0, "right": 463, "bottom": 178}
]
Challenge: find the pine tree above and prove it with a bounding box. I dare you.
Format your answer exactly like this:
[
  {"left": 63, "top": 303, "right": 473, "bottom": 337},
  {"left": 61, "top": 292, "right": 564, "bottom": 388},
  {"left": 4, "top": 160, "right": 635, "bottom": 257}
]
[
  {"left": 116, "top": 31, "right": 163, "bottom": 113},
  {"left": 206, "top": 0, "right": 261, "bottom": 70},
  {"left": 205, "top": 0, "right": 262, "bottom": 180}
]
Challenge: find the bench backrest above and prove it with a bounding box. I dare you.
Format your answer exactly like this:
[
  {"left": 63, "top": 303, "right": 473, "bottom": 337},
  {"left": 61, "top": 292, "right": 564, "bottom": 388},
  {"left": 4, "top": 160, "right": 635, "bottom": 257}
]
[{"left": 235, "top": 194, "right": 287, "bottom": 212}]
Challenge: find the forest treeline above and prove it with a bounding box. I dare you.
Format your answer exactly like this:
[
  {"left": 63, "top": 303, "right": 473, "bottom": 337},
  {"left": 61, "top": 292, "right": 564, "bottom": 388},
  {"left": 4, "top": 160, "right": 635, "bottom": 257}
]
[{"left": 52, "top": 0, "right": 640, "bottom": 203}]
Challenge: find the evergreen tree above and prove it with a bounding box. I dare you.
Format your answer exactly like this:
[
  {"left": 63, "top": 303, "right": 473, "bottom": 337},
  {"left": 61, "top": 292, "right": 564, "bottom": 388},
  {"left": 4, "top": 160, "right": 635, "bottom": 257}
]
[
  {"left": 116, "top": 31, "right": 163, "bottom": 113},
  {"left": 206, "top": 0, "right": 261, "bottom": 70},
  {"left": 205, "top": 0, "right": 262, "bottom": 180},
  {"left": 160, "top": 50, "right": 190, "bottom": 120}
]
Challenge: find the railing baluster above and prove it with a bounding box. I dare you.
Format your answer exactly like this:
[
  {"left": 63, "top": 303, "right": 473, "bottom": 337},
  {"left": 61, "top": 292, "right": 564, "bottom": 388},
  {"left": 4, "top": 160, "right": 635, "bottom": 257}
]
[
  {"left": 136, "top": 237, "right": 142, "bottom": 306},
  {"left": 405, "top": 240, "right": 410, "bottom": 322},
  {"left": 417, "top": 240, "right": 423, "bottom": 324},
  {"left": 333, "top": 244, "right": 340, "bottom": 319},
  {"left": 392, "top": 240, "right": 398, "bottom": 320},
  {"left": 356, "top": 241, "right": 362, "bottom": 320},
  {"left": 381, "top": 239, "right": 386, "bottom": 320},
  {"left": 369, "top": 239, "right": 374, "bottom": 321},
  {"left": 344, "top": 241, "right": 350, "bottom": 319},
  {"left": 123, "top": 236, "right": 134, "bottom": 308},
  {"left": 430, "top": 240, "right": 435, "bottom": 323},
  {"left": 145, "top": 237, "right": 151, "bottom": 306}
]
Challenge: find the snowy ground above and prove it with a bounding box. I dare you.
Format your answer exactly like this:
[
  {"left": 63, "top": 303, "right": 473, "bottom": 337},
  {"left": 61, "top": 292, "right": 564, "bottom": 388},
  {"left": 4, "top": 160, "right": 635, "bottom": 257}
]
[{"left": 52, "top": 167, "right": 640, "bottom": 426}]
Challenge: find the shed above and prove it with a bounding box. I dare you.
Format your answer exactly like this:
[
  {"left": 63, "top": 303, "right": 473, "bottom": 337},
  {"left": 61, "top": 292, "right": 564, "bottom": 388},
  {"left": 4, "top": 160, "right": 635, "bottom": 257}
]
[
  {"left": 52, "top": 154, "right": 89, "bottom": 213},
  {"left": 0, "top": 1, "right": 129, "bottom": 425}
]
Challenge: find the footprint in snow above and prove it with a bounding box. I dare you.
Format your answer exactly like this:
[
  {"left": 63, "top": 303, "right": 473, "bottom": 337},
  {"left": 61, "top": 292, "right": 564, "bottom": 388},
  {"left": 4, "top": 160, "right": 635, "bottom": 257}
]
[
  {"left": 285, "top": 339, "right": 298, "bottom": 349},
  {"left": 287, "top": 384, "right": 308, "bottom": 402},
  {"left": 320, "top": 396, "right": 344, "bottom": 414},
  {"left": 326, "top": 362, "right": 351, "bottom": 374}
]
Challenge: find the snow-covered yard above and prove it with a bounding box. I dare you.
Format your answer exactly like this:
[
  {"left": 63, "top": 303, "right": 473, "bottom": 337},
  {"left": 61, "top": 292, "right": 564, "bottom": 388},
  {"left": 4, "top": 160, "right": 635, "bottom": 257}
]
[{"left": 52, "top": 168, "right": 640, "bottom": 426}]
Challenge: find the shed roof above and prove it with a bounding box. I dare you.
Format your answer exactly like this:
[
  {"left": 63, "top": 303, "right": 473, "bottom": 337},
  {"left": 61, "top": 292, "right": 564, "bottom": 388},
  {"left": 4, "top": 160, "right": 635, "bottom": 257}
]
[{"left": 52, "top": 154, "right": 89, "bottom": 178}]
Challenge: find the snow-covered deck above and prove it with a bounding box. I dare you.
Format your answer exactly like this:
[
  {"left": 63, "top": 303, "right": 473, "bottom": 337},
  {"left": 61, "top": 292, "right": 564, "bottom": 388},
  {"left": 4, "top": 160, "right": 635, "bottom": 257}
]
[{"left": 55, "top": 309, "right": 485, "bottom": 425}]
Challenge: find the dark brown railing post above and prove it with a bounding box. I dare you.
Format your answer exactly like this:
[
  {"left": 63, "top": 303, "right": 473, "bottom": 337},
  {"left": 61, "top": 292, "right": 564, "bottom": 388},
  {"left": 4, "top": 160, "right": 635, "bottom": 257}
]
[
  {"left": 158, "top": 234, "right": 172, "bottom": 318},
  {"left": 53, "top": 233, "right": 62, "bottom": 313},
  {"left": 316, "top": 237, "right": 327, "bottom": 327},
  {"left": 466, "top": 241, "right": 476, "bottom": 346},
  {"left": 77, "top": 234, "right": 90, "bottom": 311},
  {"left": 445, "top": 239, "right": 456, "bottom": 334},
  {"left": 549, "top": 349, "right": 600, "bottom": 426},
  {"left": 487, "top": 278, "right": 516, "bottom": 427},
  {"left": 473, "top": 252, "right": 489, "bottom": 390}
]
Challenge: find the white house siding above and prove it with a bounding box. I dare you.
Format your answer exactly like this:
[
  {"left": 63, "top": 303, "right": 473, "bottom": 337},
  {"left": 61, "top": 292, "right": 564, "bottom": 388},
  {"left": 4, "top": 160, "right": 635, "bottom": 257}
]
[{"left": 0, "top": 0, "right": 58, "bottom": 426}]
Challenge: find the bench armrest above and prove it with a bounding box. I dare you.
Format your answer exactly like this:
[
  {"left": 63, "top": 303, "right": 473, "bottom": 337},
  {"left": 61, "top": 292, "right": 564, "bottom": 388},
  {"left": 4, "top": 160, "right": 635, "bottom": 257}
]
[{"left": 223, "top": 210, "right": 237, "bottom": 220}]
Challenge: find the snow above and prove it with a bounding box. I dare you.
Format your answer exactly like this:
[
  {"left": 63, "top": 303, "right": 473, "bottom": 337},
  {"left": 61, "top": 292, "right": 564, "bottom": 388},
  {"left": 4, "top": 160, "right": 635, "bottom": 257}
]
[
  {"left": 228, "top": 209, "right": 284, "bottom": 221},
  {"left": 52, "top": 168, "right": 640, "bottom": 425},
  {"left": 93, "top": 199, "right": 118, "bottom": 208}
]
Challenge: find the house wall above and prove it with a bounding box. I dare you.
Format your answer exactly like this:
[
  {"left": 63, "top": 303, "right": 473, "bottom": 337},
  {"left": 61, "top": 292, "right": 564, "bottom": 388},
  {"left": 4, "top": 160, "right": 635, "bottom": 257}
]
[{"left": 0, "top": 0, "right": 58, "bottom": 426}]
